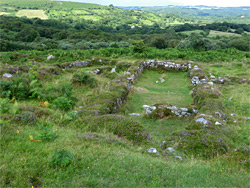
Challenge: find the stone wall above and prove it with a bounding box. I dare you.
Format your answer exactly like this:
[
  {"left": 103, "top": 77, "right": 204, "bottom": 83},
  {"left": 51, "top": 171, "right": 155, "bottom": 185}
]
[{"left": 113, "top": 60, "right": 194, "bottom": 115}]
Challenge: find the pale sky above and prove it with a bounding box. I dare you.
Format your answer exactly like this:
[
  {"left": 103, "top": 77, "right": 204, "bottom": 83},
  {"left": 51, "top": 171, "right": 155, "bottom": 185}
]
[{"left": 59, "top": 0, "right": 250, "bottom": 7}]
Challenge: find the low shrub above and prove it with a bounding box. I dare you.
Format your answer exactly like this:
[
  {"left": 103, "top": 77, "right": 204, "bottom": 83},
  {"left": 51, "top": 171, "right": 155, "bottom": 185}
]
[
  {"left": 50, "top": 150, "right": 74, "bottom": 168},
  {"left": 36, "top": 122, "right": 57, "bottom": 142},
  {"left": 0, "top": 98, "right": 11, "bottom": 113},
  {"left": 189, "top": 68, "right": 207, "bottom": 79},
  {"left": 0, "top": 74, "right": 29, "bottom": 100},
  {"left": 13, "top": 112, "right": 37, "bottom": 124},
  {"left": 192, "top": 85, "right": 221, "bottom": 109},
  {"left": 224, "top": 146, "right": 250, "bottom": 169},
  {"left": 0, "top": 73, "right": 41, "bottom": 100},
  {"left": 37, "top": 66, "right": 61, "bottom": 79},
  {"left": 38, "top": 84, "right": 76, "bottom": 111},
  {"left": 40, "top": 84, "right": 76, "bottom": 102},
  {"left": 19, "top": 104, "right": 51, "bottom": 117},
  {"left": 72, "top": 72, "right": 97, "bottom": 88},
  {"left": 147, "top": 108, "right": 172, "bottom": 120},
  {"left": 53, "top": 97, "right": 74, "bottom": 111}
]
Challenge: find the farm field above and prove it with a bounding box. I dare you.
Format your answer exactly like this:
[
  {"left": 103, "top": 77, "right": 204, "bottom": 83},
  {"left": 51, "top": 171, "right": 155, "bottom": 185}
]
[
  {"left": 16, "top": 10, "right": 48, "bottom": 19},
  {"left": 209, "top": 30, "right": 241, "bottom": 37},
  {"left": 178, "top": 29, "right": 242, "bottom": 38},
  {"left": 0, "top": 0, "right": 190, "bottom": 28},
  {"left": 0, "top": 12, "right": 9, "bottom": 15}
]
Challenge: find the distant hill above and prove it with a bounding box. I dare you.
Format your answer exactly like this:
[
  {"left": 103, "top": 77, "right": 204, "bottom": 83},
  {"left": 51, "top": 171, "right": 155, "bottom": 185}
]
[
  {"left": 0, "top": 0, "right": 192, "bottom": 28},
  {"left": 140, "top": 5, "right": 250, "bottom": 24}
]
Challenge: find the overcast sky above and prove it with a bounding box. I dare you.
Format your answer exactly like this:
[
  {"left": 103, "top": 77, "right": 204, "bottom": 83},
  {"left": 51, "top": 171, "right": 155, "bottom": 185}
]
[{"left": 59, "top": 0, "right": 250, "bottom": 7}]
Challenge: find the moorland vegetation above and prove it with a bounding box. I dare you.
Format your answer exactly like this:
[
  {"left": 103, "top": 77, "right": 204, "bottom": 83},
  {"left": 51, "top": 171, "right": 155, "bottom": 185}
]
[{"left": 0, "top": 0, "right": 250, "bottom": 187}]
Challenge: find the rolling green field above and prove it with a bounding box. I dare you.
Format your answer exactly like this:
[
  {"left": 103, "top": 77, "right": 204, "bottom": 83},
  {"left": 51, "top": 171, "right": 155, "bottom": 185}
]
[
  {"left": 0, "top": 0, "right": 191, "bottom": 28},
  {"left": 0, "top": 0, "right": 249, "bottom": 53}
]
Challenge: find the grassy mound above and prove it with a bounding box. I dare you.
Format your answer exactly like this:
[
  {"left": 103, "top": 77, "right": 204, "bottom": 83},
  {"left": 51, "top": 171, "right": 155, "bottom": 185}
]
[{"left": 76, "top": 115, "right": 150, "bottom": 143}]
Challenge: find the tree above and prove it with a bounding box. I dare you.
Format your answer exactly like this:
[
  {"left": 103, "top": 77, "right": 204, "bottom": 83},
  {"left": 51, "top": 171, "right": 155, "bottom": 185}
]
[
  {"left": 229, "top": 39, "right": 250, "bottom": 51},
  {"left": 131, "top": 40, "right": 147, "bottom": 53},
  {"left": 235, "top": 28, "right": 244, "bottom": 34},
  {"left": 16, "top": 27, "right": 40, "bottom": 42},
  {"left": 151, "top": 37, "right": 167, "bottom": 49},
  {"left": 177, "top": 33, "right": 212, "bottom": 50}
]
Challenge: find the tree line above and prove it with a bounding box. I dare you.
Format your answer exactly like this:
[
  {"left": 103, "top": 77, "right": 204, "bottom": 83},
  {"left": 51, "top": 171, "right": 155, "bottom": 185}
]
[{"left": 0, "top": 16, "right": 249, "bottom": 52}]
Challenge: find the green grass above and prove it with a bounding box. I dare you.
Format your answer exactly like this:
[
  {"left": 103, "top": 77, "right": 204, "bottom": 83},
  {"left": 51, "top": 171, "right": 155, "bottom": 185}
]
[
  {"left": 222, "top": 83, "right": 250, "bottom": 117},
  {"left": 71, "top": 10, "right": 92, "bottom": 15},
  {"left": 217, "top": 83, "right": 250, "bottom": 151},
  {"left": 121, "top": 71, "right": 193, "bottom": 114},
  {"left": 204, "top": 62, "right": 250, "bottom": 78},
  {"left": 1, "top": 122, "right": 249, "bottom": 187},
  {"left": 80, "top": 15, "right": 102, "bottom": 21},
  {"left": 138, "top": 118, "right": 189, "bottom": 142}
]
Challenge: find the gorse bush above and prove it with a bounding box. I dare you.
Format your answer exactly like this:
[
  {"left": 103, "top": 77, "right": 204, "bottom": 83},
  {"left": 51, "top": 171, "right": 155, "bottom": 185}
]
[
  {"left": 50, "top": 150, "right": 74, "bottom": 168},
  {"left": 72, "top": 72, "right": 97, "bottom": 88}
]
